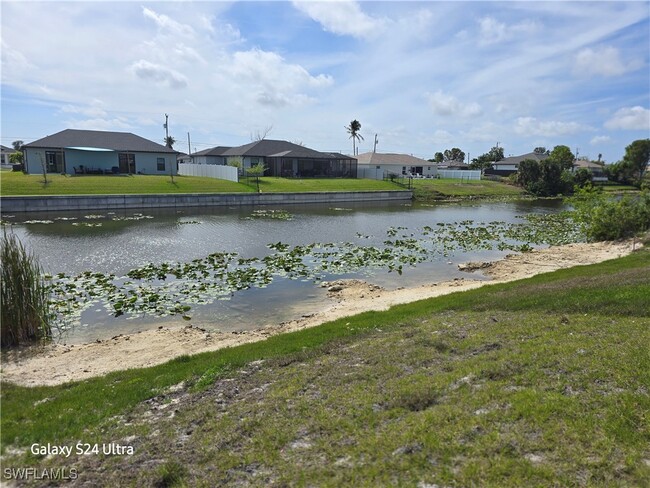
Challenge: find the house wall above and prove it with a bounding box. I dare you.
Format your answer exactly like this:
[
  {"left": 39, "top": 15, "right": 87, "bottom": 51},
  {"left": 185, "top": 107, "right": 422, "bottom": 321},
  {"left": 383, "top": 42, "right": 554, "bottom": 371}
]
[
  {"left": 136, "top": 153, "right": 177, "bottom": 175},
  {"left": 357, "top": 163, "right": 437, "bottom": 180},
  {"left": 493, "top": 163, "right": 518, "bottom": 171},
  {"left": 23, "top": 148, "right": 177, "bottom": 175}
]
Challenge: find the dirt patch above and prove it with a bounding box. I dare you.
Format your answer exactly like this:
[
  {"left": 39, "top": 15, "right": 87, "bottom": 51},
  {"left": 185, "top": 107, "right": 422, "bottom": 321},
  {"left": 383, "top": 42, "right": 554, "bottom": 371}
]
[{"left": 0, "top": 239, "right": 640, "bottom": 386}]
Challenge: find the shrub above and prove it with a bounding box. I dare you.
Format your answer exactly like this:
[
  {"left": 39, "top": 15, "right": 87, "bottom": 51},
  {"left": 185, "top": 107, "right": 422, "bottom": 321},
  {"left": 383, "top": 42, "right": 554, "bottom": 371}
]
[
  {"left": 568, "top": 188, "right": 650, "bottom": 241},
  {"left": 0, "top": 231, "right": 52, "bottom": 347}
]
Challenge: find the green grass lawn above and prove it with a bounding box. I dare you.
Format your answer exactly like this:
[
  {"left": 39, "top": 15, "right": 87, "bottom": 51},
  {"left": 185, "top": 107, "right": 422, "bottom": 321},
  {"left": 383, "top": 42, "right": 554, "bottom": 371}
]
[
  {"left": 0, "top": 173, "right": 254, "bottom": 195},
  {"left": 243, "top": 176, "right": 402, "bottom": 193},
  {"left": 412, "top": 178, "right": 525, "bottom": 201},
  {"left": 1, "top": 172, "right": 523, "bottom": 199},
  {"left": 2, "top": 245, "right": 648, "bottom": 486}
]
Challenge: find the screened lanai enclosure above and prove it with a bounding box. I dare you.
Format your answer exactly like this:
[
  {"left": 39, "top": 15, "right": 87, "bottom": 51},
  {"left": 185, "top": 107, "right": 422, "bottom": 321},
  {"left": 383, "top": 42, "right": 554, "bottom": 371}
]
[{"left": 265, "top": 153, "right": 358, "bottom": 178}]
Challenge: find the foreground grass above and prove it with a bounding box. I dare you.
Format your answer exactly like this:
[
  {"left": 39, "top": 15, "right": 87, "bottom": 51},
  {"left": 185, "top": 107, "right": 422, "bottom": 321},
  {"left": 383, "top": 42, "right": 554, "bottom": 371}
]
[
  {"left": 1, "top": 247, "right": 649, "bottom": 486},
  {"left": 0, "top": 173, "right": 254, "bottom": 195},
  {"left": 411, "top": 178, "right": 525, "bottom": 201}
]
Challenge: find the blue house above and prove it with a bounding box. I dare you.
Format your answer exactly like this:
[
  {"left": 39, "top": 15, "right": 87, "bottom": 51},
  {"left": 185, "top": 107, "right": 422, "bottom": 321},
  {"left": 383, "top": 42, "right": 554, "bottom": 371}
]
[{"left": 23, "top": 129, "right": 179, "bottom": 175}]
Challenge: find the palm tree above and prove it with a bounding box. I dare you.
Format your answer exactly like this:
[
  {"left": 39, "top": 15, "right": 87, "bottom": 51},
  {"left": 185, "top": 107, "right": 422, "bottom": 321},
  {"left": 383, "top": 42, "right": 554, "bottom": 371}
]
[
  {"left": 164, "top": 136, "right": 176, "bottom": 149},
  {"left": 345, "top": 120, "right": 364, "bottom": 155}
]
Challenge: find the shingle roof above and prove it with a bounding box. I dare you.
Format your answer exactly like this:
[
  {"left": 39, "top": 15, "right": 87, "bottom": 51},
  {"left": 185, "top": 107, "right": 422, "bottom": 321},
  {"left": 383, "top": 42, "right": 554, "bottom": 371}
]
[
  {"left": 24, "top": 129, "right": 178, "bottom": 154},
  {"left": 498, "top": 151, "right": 549, "bottom": 166},
  {"left": 191, "top": 146, "right": 232, "bottom": 157},
  {"left": 221, "top": 139, "right": 349, "bottom": 160},
  {"left": 356, "top": 152, "right": 431, "bottom": 166}
]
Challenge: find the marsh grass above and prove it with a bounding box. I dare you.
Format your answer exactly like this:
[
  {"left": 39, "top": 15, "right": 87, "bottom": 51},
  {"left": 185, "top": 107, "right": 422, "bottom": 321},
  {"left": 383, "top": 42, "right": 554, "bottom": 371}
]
[{"left": 0, "top": 230, "right": 52, "bottom": 347}]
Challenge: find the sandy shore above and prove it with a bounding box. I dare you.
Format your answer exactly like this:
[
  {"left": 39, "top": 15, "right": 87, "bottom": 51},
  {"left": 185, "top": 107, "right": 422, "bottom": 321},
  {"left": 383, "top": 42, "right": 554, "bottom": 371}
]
[{"left": 1, "top": 239, "right": 640, "bottom": 386}]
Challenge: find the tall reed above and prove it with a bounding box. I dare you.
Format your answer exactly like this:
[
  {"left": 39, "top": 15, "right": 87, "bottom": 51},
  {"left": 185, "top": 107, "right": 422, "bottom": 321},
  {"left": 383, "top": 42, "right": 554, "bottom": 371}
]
[{"left": 1, "top": 230, "right": 52, "bottom": 347}]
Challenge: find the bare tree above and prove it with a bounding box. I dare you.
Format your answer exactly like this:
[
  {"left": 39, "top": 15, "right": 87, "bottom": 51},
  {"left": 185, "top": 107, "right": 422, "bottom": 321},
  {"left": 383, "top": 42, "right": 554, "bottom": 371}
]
[{"left": 250, "top": 125, "right": 273, "bottom": 141}]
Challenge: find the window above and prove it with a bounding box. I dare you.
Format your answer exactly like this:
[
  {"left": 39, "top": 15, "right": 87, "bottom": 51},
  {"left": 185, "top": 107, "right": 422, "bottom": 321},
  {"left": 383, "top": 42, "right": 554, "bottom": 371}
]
[
  {"left": 157, "top": 158, "right": 165, "bottom": 171},
  {"left": 376, "top": 165, "right": 381, "bottom": 169}
]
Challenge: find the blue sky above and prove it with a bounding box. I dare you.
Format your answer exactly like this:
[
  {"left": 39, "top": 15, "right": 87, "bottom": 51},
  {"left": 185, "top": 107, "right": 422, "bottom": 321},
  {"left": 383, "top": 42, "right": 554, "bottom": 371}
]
[{"left": 1, "top": 1, "right": 649, "bottom": 163}]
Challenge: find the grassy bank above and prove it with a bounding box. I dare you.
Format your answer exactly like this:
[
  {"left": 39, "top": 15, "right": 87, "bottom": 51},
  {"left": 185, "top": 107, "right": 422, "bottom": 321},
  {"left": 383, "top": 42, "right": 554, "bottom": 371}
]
[
  {"left": 1, "top": 246, "right": 648, "bottom": 486},
  {"left": 1, "top": 172, "right": 525, "bottom": 199},
  {"left": 243, "top": 176, "right": 400, "bottom": 193},
  {"left": 411, "top": 178, "right": 525, "bottom": 201},
  {"left": 0, "top": 173, "right": 253, "bottom": 195}
]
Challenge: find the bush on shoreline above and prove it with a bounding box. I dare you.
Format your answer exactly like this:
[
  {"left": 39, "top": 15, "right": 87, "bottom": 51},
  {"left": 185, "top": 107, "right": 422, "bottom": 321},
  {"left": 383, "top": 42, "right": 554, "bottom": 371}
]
[{"left": 567, "top": 187, "right": 650, "bottom": 241}]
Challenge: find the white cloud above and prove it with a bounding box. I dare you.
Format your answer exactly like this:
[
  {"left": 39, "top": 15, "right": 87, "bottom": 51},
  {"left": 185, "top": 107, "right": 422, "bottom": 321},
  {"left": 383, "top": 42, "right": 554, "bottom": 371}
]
[
  {"left": 142, "top": 7, "right": 195, "bottom": 38},
  {"left": 130, "top": 60, "right": 189, "bottom": 89},
  {"left": 231, "top": 49, "right": 333, "bottom": 107},
  {"left": 426, "top": 91, "right": 482, "bottom": 118},
  {"left": 574, "top": 46, "right": 637, "bottom": 77},
  {"left": 60, "top": 100, "right": 108, "bottom": 119},
  {"left": 514, "top": 117, "right": 586, "bottom": 137},
  {"left": 65, "top": 117, "right": 133, "bottom": 131},
  {"left": 477, "top": 16, "right": 540, "bottom": 46},
  {"left": 292, "top": 0, "right": 386, "bottom": 39},
  {"left": 590, "top": 135, "right": 611, "bottom": 145},
  {"left": 604, "top": 106, "right": 650, "bottom": 130}
]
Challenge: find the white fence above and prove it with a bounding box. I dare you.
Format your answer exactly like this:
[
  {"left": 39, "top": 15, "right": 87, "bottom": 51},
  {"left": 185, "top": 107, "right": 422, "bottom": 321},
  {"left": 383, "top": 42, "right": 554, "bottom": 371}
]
[
  {"left": 438, "top": 170, "right": 481, "bottom": 180},
  {"left": 178, "top": 163, "right": 238, "bottom": 182}
]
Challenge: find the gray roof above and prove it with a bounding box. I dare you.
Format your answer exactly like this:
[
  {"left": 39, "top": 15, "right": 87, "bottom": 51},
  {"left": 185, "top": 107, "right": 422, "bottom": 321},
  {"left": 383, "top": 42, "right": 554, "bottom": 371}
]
[
  {"left": 498, "top": 151, "right": 549, "bottom": 166},
  {"left": 356, "top": 152, "right": 431, "bottom": 166},
  {"left": 24, "top": 129, "right": 178, "bottom": 154},
  {"left": 1, "top": 145, "right": 17, "bottom": 154},
  {"left": 221, "top": 139, "right": 354, "bottom": 160},
  {"left": 191, "top": 146, "right": 232, "bottom": 157}
]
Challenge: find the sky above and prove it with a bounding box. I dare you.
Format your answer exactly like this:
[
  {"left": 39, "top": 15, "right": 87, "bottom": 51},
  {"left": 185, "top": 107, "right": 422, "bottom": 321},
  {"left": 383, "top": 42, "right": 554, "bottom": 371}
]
[{"left": 1, "top": 1, "right": 649, "bottom": 163}]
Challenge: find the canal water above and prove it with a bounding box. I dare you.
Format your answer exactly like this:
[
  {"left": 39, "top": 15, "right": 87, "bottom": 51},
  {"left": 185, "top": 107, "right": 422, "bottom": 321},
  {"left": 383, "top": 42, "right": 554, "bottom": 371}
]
[{"left": 3, "top": 199, "right": 564, "bottom": 343}]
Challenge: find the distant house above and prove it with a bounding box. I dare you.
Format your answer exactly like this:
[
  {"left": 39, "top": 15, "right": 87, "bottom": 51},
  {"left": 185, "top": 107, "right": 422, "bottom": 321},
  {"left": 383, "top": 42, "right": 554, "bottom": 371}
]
[
  {"left": 356, "top": 152, "right": 437, "bottom": 179},
  {"left": 196, "top": 139, "right": 357, "bottom": 178},
  {"left": 1, "top": 145, "right": 17, "bottom": 166},
  {"left": 22, "top": 129, "right": 179, "bottom": 175},
  {"left": 437, "top": 161, "right": 470, "bottom": 170},
  {"left": 573, "top": 159, "right": 608, "bottom": 182},
  {"left": 190, "top": 146, "right": 231, "bottom": 165},
  {"left": 488, "top": 151, "right": 550, "bottom": 176}
]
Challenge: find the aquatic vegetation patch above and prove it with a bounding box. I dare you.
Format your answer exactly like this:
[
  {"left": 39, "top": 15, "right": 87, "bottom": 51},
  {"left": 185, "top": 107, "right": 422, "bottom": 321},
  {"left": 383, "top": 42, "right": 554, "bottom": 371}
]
[
  {"left": 244, "top": 209, "right": 293, "bottom": 220},
  {"left": 44, "top": 213, "right": 582, "bottom": 327}
]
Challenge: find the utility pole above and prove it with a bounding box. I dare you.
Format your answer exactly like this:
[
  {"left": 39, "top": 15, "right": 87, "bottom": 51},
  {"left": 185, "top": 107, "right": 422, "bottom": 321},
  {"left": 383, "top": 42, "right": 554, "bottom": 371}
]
[
  {"left": 373, "top": 134, "right": 378, "bottom": 153},
  {"left": 164, "top": 114, "right": 169, "bottom": 140},
  {"left": 187, "top": 132, "right": 192, "bottom": 156}
]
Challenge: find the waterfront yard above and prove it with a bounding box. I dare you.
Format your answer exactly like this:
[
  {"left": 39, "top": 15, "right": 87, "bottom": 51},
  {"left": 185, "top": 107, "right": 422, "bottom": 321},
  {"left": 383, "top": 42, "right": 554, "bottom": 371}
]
[
  {"left": 1, "top": 172, "right": 525, "bottom": 199},
  {"left": 411, "top": 178, "right": 525, "bottom": 200}
]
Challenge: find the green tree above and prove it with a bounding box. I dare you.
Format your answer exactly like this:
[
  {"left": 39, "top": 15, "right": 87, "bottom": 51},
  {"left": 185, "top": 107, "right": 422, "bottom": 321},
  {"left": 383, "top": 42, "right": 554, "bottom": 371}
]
[
  {"left": 548, "top": 145, "right": 575, "bottom": 170},
  {"left": 622, "top": 139, "right": 650, "bottom": 187},
  {"left": 470, "top": 145, "right": 504, "bottom": 171},
  {"left": 517, "top": 159, "right": 541, "bottom": 190},
  {"left": 573, "top": 168, "right": 593, "bottom": 188},
  {"left": 432, "top": 152, "right": 444, "bottom": 163},
  {"left": 443, "top": 148, "right": 465, "bottom": 163},
  {"left": 246, "top": 162, "right": 267, "bottom": 193},
  {"left": 345, "top": 120, "right": 364, "bottom": 156}
]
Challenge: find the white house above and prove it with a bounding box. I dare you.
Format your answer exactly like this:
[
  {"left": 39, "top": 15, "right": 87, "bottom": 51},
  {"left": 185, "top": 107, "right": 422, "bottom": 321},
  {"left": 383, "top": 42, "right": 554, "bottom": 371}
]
[
  {"left": 355, "top": 152, "right": 437, "bottom": 179},
  {"left": 22, "top": 129, "right": 179, "bottom": 175}
]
